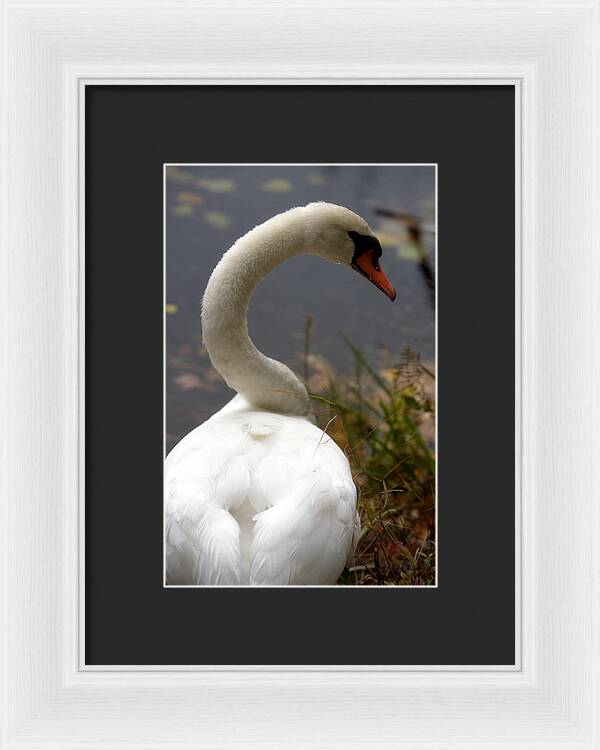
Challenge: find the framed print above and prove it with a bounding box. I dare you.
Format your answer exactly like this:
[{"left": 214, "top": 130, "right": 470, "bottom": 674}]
[
  {"left": 2, "top": 2, "right": 599, "bottom": 749},
  {"left": 85, "top": 85, "right": 513, "bottom": 666}
]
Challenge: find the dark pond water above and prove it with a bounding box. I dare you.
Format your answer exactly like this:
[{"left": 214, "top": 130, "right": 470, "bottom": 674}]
[{"left": 166, "top": 164, "right": 436, "bottom": 447}]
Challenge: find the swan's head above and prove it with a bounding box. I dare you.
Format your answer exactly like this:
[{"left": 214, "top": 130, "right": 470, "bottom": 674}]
[{"left": 301, "top": 202, "right": 396, "bottom": 301}]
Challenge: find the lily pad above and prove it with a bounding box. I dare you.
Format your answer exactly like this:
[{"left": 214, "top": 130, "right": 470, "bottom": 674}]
[
  {"left": 204, "top": 211, "right": 231, "bottom": 229},
  {"left": 260, "top": 178, "right": 293, "bottom": 193},
  {"left": 195, "top": 178, "right": 236, "bottom": 193},
  {"left": 171, "top": 204, "right": 195, "bottom": 217},
  {"left": 176, "top": 191, "right": 203, "bottom": 205},
  {"left": 166, "top": 166, "right": 194, "bottom": 184}
]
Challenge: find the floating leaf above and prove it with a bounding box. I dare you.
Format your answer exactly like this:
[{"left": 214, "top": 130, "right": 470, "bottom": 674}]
[
  {"left": 306, "top": 173, "right": 327, "bottom": 185},
  {"left": 166, "top": 166, "right": 194, "bottom": 184},
  {"left": 195, "top": 178, "right": 236, "bottom": 193},
  {"left": 173, "top": 373, "right": 203, "bottom": 391},
  {"left": 204, "top": 211, "right": 231, "bottom": 229},
  {"left": 260, "top": 178, "right": 292, "bottom": 193},
  {"left": 172, "top": 368, "right": 221, "bottom": 392},
  {"left": 171, "top": 204, "right": 195, "bottom": 217},
  {"left": 176, "top": 191, "right": 203, "bottom": 205},
  {"left": 165, "top": 303, "right": 179, "bottom": 314}
]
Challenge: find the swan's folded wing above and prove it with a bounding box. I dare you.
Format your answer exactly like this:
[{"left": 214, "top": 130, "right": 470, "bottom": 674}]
[
  {"left": 249, "top": 469, "right": 357, "bottom": 585},
  {"left": 166, "top": 498, "right": 241, "bottom": 585},
  {"left": 165, "top": 461, "right": 243, "bottom": 586},
  {"left": 165, "top": 420, "right": 254, "bottom": 585}
]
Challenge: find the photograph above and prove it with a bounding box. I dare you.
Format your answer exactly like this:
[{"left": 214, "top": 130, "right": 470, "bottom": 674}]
[{"left": 164, "top": 163, "right": 436, "bottom": 586}]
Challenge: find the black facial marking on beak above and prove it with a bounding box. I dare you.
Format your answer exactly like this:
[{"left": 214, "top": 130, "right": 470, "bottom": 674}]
[
  {"left": 348, "top": 231, "right": 383, "bottom": 269},
  {"left": 348, "top": 231, "right": 396, "bottom": 301}
]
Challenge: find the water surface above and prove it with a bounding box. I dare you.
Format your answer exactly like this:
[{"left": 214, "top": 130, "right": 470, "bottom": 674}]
[{"left": 166, "top": 164, "right": 435, "bottom": 448}]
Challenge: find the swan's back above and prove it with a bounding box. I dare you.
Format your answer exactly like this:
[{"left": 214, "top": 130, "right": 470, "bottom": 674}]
[{"left": 165, "top": 395, "right": 359, "bottom": 585}]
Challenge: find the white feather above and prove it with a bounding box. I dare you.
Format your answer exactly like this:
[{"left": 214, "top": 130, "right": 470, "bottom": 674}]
[{"left": 166, "top": 395, "right": 358, "bottom": 585}]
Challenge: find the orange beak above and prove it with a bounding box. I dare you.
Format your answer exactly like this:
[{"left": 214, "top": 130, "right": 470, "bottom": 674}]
[{"left": 352, "top": 249, "right": 396, "bottom": 301}]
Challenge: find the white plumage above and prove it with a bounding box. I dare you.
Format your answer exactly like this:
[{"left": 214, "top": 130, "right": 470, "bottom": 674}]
[
  {"left": 166, "top": 395, "right": 358, "bottom": 585},
  {"left": 165, "top": 202, "right": 395, "bottom": 585}
]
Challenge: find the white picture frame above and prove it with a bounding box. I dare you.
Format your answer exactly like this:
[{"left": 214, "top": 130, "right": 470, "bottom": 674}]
[{"left": 2, "top": 1, "right": 598, "bottom": 747}]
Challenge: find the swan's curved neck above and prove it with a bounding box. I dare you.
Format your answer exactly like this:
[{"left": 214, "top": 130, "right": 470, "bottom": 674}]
[{"left": 201, "top": 210, "right": 311, "bottom": 416}]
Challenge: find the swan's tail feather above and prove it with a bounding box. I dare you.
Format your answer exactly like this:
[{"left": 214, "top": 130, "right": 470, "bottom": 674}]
[{"left": 166, "top": 504, "right": 241, "bottom": 586}]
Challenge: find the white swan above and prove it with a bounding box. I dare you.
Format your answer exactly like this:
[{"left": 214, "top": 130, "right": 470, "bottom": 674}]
[{"left": 165, "top": 202, "right": 396, "bottom": 585}]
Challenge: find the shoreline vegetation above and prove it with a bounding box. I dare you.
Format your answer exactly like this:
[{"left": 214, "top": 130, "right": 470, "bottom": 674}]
[
  {"left": 303, "top": 316, "right": 436, "bottom": 586},
  {"left": 167, "top": 315, "right": 436, "bottom": 587}
]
